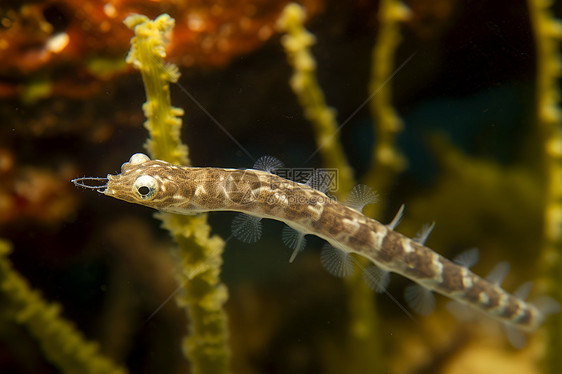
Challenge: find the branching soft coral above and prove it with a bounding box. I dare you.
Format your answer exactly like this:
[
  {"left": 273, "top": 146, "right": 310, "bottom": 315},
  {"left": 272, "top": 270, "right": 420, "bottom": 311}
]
[{"left": 0, "top": 239, "right": 127, "bottom": 374}]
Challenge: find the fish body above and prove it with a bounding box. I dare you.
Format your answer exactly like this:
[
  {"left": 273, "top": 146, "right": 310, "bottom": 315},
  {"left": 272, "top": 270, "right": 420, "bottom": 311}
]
[{"left": 73, "top": 153, "right": 554, "bottom": 334}]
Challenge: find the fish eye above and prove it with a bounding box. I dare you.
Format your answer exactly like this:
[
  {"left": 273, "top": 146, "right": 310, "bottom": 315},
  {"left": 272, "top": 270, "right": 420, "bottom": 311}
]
[{"left": 133, "top": 175, "right": 158, "bottom": 200}]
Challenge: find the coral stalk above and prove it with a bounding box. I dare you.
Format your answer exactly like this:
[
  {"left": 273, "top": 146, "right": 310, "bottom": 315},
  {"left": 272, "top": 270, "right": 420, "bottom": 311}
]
[
  {"left": 276, "top": 3, "right": 354, "bottom": 196},
  {"left": 354, "top": 1, "right": 409, "bottom": 370},
  {"left": 125, "top": 14, "right": 188, "bottom": 165},
  {"left": 527, "top": 0, "right": 562, "bottom": 371},
  {"left": 362, "top": 0, "right": 410, "bottom": 219},
  {"left": 124, "top": 14, "right": 230, "bottom": 374},
  {"left": 278, "top": 4, "right": 383, "bottom": 373},
  {"left": 348, "top": 2, "right": 410, "bottom": 371},
  {"left": 0, "top": 239, "right": 127, "bottom": 374}
]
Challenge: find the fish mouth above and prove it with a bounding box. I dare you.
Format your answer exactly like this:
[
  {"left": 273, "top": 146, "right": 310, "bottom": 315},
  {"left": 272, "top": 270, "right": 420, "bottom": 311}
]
[{"left": 71, "top": 177, "right": 109, "bottom": 193}]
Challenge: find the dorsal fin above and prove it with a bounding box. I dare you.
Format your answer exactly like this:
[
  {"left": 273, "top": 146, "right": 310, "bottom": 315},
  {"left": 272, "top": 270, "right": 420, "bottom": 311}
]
[
  {"left": 345, "top": 185, "right": 378, "bottom": 213},
  {"left": 387, "top": 204, "right": 405, "bottom": 230},
  {"left": 362, "top": 265, "right": 390, "bottom": 293},
  {"left": 404, "top": 284, "right": 435, "bottom": 316},
  {"left": 413, "top": 222, "right": 435, "bottom": 245},
  {"left": 253, "top": 156, "right": 284, "bottom": 173},
  {"left": 231, "top": 213, "right": 263, "bottom": 243},
  {"left": 453, "top": 248, "right": 480, "bottom": 268},
  {"left": 486, "top": 262, "right": 510, "bottom": 286},
  {"left": 282, "top": 226, "right": 307, "bottom": 262},
  {"left": 532, "top": 296, "right": 561, "bottom": 317},
  {"left": 320, "top": 244, "right": 355, "bottom": 278},
  {"left": 513, "top": 282, "right": 533, "bottom": 300}
]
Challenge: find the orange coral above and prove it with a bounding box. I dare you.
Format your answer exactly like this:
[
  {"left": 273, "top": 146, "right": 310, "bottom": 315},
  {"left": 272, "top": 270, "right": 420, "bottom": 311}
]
[
  {"left": 0, "top": 0, "right": 325, "bottom": 99},
  {"left": 0, "top": 149, "right": 77, "bottom": 224}
]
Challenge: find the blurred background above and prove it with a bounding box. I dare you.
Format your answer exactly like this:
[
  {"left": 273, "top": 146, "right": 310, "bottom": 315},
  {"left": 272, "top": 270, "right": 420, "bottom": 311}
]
[{"left": 1, "top": 0, "right": 560, "bottom": 373}]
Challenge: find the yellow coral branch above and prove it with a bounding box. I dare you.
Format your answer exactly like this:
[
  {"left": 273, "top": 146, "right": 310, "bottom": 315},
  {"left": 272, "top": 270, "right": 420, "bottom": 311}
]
[
  {"left": 276, "top": 3, "right": 354, "bottom": 197},
  {"left": 362, "top": 0, "right": 410, "bottom": 219},
  {"left": 124, "top": 14, "right": 230, "bottom": 374},
  {"left": 125, "top": 14, "right": 189, "bottom": 166},
  {"left": 277, "top": 4, "right": 384, "bottom": 373},
  {"left": 0, "top": 239, "right": 127, "bottom": 374},
  {"left": 345, "top": 1, "right": 410, "bottom": 371},
  {"left": 527, "top": 0, "right": 562, "bottom": 371},
  {"left": 349, "top": 1, "right": 409, "bottom": 371}
]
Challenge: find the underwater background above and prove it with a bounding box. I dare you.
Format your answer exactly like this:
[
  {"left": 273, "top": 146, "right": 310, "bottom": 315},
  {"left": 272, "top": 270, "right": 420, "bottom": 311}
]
[{"left": 1, "top": 0, "right": 562, "bottom": 373}]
